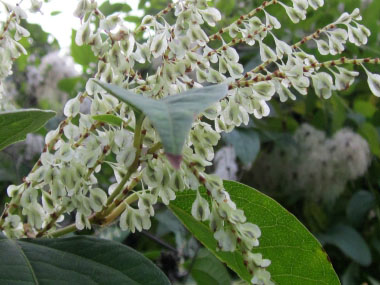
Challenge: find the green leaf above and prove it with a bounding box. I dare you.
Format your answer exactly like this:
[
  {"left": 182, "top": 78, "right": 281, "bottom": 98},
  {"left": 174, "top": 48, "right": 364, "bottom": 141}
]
[
  {"left": 191, "top": 248, "right": 231, "bottom": 285},
  {"left": 223, "top": 128, "right": 260, "bottom": 165},
  {"left": 170, "top": 181, "right": 340, "bottom": 284},
  {"left": 346, "top": 190, "right": 375, "bottom": 227},
  {"left": 0, "top": 234, "right": 170, "bottom": 284},
  {"left": 57, "top": 76, "right": 85, "bottom": 96},
  {"left": 99, "top": 0, "right": 131, "bottom": 16},
  {"left": 50, "top": 11, "right": 61, "bottom": 16},
  {"left": 341, "top": 263, "right": 360, "bottom": 285},
  {"left": 94, "top": 80, "right": 227, "bottom": 167},
  {"left": 71, "top": 30, "right": 97, "bottom": 68},
  {"left": 318, "top": 224, "right": 372, "bottom": 266},
  {"left": 0, "top": 109, "right": 55, "bottom": 151},
  {"left": 358, "top": 122, "right": 380, "bottom": 157},
  {"left": 93, "top": 114, "right": 124, "bottom": 126},
  {"left": 354, "top": 100, "right": 377, "bottom": 118},
  {"left": 330, "top": 95, "right": 347, "bottom": 133},
  {"left": 215, "top": 0, "right": 235, "bottom": 16},
  {"left": 124, "top": 15, "right": 142, "bottom": 24}
]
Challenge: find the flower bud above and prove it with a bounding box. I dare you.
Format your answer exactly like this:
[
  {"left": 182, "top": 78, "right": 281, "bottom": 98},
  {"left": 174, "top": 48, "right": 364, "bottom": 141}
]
[
  {"left": 64, "top": 97, "right": 81, "bottom": 117},
  {"left": 362, "top": 65, "right": 380, "bottom": 97},
  {"left": 200, "top": 7, "right": 221, "bottom": 27},
  {"left": 74, "top": 0, "right": 90, "bottom": 19},
  {"left": 75, "top": 211, "right": 91, "bottom": 230},
  {"left": 308, "top": 0, "right": 324, "bottom": 10},
  {"left": 42, "top": 191, "right": 55, "bottom": 214},
  {"left": 214, "top": 228, "right": 236, "bottom": 252},
  {"left": 191, "top": 191, "right": 211, "bottom": 221},
  {"left": 251, "top": 268, "right": 274, "bottom": 285},
  {"left": 315, "top": 39, "right": 330, "bottom": 55},
  {"left": 89, "top": 188, "right": 107, "bottom": 212},
  {"left": 75, "top": 18, "right": 92, "bottom": 46},
  {"left": 170, "top": 171, "right": 185, "bottom": 191},
  {"left": 7, "top": 184, "right": 24, "bottom": 198},
  {"left": 281, "top": 4, "right": 305, "bottom": 23},
  {"left": 259, "top": 41, "right": 277, "bottom": 62},
  {"left": 311, "top": 72, "right": 334, "bottom": 99},
  {"left": 100, "top": 15, "right": 120, "bottom": 31},
  {"left": 150, "top": 32, "right": 167, "bottom": 58},
  {"left": 265, "top": 11, "right": 281, "bottom": 29}
]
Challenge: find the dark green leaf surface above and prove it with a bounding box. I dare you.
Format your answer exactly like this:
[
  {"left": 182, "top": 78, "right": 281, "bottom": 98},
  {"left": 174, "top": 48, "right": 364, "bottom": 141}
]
[
  {"left": 346, "top": 190, "right": 375, "bottom": 227},
  {"left": 71, "top": 30, "right": 97, "bottom": 68},
  {"left": 93, "top": 114, "right": 124, "bottom": 126},
  {"left": 99, "top": 0, "right": 131, "bottom": 15},
  {"left": 223, "top": 128, "right": 260, "bottom": 165},
  {"left": 94, "top": 80, "right": 228, "bottom": 156},
  {"left": 191, "top": 248, "right": 231, "bottom": 285},
  {"left": 358, "top": 122, "right": 380, "bottom": 157},
  {"left": 57, "top": 77, "right": 85, "bottom": 96},
  {"left": 0, "top": 109, "right": 55, "bottom": 151},
  {"left": 318, "top": 224, "right": 372, "bottom": 266},
  {"left": 0, "top": 235, "right": 170, "bottom": 285},
  {"left": 170, "top": 181, "right": 340, "bottom": 285}
]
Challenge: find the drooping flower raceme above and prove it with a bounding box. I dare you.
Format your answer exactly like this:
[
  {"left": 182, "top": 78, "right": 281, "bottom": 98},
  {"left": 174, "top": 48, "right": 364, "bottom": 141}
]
[{"left": 1, "top": 0, "right": 380, "bottom": 284}]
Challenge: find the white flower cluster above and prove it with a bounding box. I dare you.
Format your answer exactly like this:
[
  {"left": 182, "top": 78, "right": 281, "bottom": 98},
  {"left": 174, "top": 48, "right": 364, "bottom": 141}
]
[
  {"left": 26, "top": 51, "right": 77, "bottom": 111},
  {"left": 0, "top": 0, "right": 43, "bottom": 110},
  {"left": 251, "top": 124, "right": 371, "bottom": 204},
  {"left": 1, "top": 0, "right": 379, "bottom": 283},
  {"left": 213, "top": 146, "right": 238, "bottom": 180}
]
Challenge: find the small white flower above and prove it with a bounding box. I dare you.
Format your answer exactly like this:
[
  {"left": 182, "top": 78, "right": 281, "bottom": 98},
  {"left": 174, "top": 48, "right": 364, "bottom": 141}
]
[
  {"left": 199, "top": 7, "right": 221, "bottom": 27},
  {"left": 362, "top": 64, "right": 380, "bottom": 97},
  {"left": 214, "top": 228, "right": 236, "bottom": 252},
  {"left": 150, "top": 32, "right": 168, "bottom": 58},
  {"left": 311, "top": 72, "right": 334, "bottom": 99},
  {"left": 191, "top": 191, "right": 211, "bottom": 221}
]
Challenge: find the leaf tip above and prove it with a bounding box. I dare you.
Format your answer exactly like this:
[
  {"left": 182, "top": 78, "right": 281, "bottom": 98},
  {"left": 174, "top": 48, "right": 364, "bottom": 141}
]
[{"left": 166, "top": 153, "right": 183, "bottom": 169}]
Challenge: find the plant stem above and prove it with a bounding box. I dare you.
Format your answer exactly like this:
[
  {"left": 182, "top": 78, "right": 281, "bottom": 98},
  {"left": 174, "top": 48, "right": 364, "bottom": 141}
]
[
  {"left": 147, "top": 142, "right": 162, "bottom": 154},
  {"left": 304, "top": 57, "right": 380, "bottom": 71},
  {"left": 49, "top": 190, "right": 143, "bottom": 238},
  {"left": 103, "top": 175, "right": 141, "bottom": 216},
  {"left": 49, "top": 223, "right": 77, "bottom": 238},
  {"left": 37, "top": 207, "right": 66, "bottom": 237},
  {"left": 103, "top": 192, "right": 139, "bottom": 226},
  {"left": 140, "top": 230, "right": 178, "bottom": 253}
]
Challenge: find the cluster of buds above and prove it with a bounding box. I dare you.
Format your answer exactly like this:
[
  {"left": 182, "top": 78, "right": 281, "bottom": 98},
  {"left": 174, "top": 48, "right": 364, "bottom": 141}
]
[{"left": 1, "top": 0, "right": 380, "bottom": 283}]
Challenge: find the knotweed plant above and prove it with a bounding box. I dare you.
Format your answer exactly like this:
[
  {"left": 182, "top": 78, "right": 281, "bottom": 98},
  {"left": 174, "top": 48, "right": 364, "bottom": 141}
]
[{"left": 1, "top": 0, "right": 380, "bottom": 283}]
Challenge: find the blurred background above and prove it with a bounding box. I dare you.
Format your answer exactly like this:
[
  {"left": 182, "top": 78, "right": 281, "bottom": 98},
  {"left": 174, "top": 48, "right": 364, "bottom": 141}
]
[{"left": 0, "top": 0, "right": 379, "bottom": 284}]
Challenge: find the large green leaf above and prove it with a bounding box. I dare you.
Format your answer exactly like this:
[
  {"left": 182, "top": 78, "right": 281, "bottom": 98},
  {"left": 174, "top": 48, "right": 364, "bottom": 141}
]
[
  {"left": 346, "top": 190, "right": 375, "bottom": 227},
  {"left": 0, "top": 109, "right": 55, "bottom": 151},
  {"left": 71, "top": 30, "right": 97, "bottom": 68},
  {"left": 191, "top": 248, "right": 231, "bottom": 285},
  {"left": 0, "top": 234, "right": 170, "bottom": 284},
  {"left": 99, "top": 0, "right": 131, "bottom": 16},
  {"left": 318, "top": 224, "right": 372, "bottom": 266},
  {"left": 93, "top": 114, "right": 124, "bottom": 126},
  {"left": 358, "top": 122, "right": 380, "bottom": 157},
  {"left": 169, "top": 181, "right": 340, "bottom": 284},
  {"left": 223, "top": 128, "right": 260, "bottom": 166},
  {"left": 94, "top": 80, "right": 227, "bottom": 167}
]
